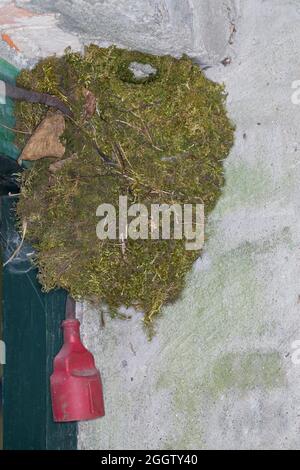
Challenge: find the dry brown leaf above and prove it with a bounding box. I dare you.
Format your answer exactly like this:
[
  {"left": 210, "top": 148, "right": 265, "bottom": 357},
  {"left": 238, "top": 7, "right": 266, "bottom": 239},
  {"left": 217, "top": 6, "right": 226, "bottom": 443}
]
[
  {"left": 83, "top": 88, "right": 96, "bottom": 120},
  {"left": 18, "top": 110, "right": 65, "bottom": 162}
]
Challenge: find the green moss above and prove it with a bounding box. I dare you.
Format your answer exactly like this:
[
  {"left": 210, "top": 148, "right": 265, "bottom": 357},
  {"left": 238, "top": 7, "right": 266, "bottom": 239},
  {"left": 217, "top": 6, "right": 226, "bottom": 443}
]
[{"left": 15, "top": 45, "right": 234, "bottom": 326}]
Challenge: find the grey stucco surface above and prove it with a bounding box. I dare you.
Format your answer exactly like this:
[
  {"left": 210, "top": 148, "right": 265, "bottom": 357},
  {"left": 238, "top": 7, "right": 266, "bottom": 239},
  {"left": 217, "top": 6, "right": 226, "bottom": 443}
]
[
  {"left": 15, "top": 0, "right": 237, "bottom": 63},
  {"left": 2, "top": 0, "right": 300, "bottom": 450},
  {"left": 77, "top": 0, "right": 300, "bottom": 449}
]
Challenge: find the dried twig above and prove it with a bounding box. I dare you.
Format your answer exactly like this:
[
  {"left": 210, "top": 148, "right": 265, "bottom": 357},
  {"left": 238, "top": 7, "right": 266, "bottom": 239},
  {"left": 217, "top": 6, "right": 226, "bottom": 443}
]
[
  {"left": 0, "top": 122, "right": 31, "bottom": 135},
  {"left": 5, "top": 82, "right": 73, "bottom": 117}
]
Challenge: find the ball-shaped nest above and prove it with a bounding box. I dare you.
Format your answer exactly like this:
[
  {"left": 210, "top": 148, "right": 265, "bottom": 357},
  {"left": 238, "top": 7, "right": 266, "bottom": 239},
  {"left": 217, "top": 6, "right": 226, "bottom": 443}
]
[{"left": 16, "top": 45, "right": 234, "bottom": 325}]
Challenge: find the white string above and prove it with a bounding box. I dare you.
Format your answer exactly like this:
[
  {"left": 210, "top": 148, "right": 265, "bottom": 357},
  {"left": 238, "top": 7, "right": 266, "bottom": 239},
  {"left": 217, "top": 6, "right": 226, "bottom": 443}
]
[{"left": 3, "top": 219, "right": 27, "bottom": 267}]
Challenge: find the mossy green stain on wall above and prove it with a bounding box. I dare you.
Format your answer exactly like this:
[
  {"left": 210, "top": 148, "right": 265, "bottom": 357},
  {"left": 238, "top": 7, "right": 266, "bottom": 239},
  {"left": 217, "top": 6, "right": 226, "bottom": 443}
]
[
  {"left": 216, "top": 161, "right": 275, "bottom": 217},
  {"left": 207, "top": 351, "right": 285, "bottom": 398},
  {"left": 150, "top": 235, "right": 286, "bottom": 449},
  {"left": 156, "top": 351, "right": 284, "bottom": 449}
]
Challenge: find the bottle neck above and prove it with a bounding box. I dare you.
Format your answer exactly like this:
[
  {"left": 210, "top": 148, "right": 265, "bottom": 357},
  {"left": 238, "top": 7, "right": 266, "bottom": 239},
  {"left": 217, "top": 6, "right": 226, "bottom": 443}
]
[{"left": 62, "top": 319, "right": 81, "bottom": 343}]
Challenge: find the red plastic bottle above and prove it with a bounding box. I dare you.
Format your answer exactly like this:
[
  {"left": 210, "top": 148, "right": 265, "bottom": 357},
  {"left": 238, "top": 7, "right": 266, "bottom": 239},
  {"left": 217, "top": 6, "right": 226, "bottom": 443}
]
[{"left": 50, "top": 318, "right": 105, "bottom": 422}]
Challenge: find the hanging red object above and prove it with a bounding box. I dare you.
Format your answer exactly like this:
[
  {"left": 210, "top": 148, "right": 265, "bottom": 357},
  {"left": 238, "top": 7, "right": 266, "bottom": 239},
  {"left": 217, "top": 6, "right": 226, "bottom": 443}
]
[{"left": 50, "top": 297, "right": 105, "bottom": 422}]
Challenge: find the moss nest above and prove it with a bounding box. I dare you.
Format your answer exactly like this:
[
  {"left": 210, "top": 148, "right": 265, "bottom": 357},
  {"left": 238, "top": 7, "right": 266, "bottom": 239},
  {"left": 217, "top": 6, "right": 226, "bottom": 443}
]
[{"left": 16, "top": 45, "right": 234, "bottom": 326}]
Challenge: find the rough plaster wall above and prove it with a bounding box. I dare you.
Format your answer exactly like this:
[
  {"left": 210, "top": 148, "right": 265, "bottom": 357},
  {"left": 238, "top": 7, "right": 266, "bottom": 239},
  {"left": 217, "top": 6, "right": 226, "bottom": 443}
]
[
  {"left": 1, "top": 0, "right": 300, "bottom": 450},
  {"left": 0, "top": 1, "right": 81, "bottom": 67},
  {"left": 77, "top": 0, "right": 300, "bottom": 449},
  {"left": 14, "top": 0, "right": 237, "bottom": 63}
]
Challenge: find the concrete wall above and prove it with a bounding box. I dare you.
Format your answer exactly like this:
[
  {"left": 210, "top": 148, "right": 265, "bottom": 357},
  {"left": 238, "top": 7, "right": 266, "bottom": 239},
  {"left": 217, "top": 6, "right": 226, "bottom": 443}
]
[
  {"left": 2, "top": 0, "right": 300, "bottom": 450},
  {"left": 14, "top": 0, "right": 237, "bottom": 63},
  {"left": 77, "top": 0, "right": 300, "bottom": 449}
]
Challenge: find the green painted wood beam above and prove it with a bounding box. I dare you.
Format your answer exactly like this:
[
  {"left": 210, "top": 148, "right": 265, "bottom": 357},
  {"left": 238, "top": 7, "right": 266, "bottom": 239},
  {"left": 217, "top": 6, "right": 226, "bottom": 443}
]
[
  {"left": 0, "top": 59, "right": 21, "bottom": 161},
  {"left": 1, "top": 196, "right": 77, "bottom": 450}
]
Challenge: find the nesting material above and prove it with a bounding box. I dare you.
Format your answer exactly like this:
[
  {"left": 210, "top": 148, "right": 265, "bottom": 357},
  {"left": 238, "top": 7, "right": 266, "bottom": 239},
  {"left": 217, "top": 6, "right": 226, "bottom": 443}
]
[{"left": 16, "top": 45, "right": 234, "bottom": 326}]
